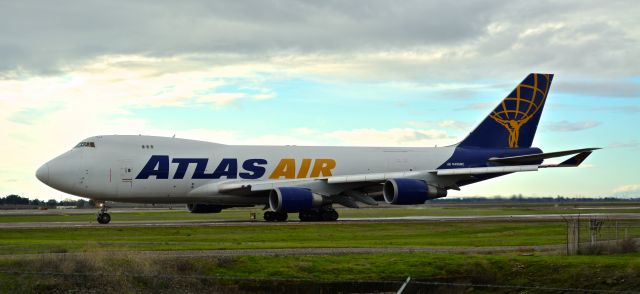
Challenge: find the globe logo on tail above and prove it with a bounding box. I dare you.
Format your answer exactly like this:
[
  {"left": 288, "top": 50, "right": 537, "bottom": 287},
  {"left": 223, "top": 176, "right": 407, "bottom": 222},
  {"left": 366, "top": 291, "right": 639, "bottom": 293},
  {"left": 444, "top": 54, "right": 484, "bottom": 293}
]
[{"left": 490, "top": 74, "right": 551, "bottom": 148}]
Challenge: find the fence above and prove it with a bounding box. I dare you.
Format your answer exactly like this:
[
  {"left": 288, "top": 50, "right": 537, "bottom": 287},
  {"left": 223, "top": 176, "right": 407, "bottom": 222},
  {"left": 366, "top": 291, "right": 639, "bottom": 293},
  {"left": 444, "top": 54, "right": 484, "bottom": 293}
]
[{"left": 564, "top": 215, "right": 640, "bottom": 255}]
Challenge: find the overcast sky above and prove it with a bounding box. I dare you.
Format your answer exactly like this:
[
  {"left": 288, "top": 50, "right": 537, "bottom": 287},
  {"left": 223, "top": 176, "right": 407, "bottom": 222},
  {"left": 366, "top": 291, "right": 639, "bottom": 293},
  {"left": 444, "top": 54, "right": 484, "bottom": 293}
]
[{"left": 1, "top": 0, "right": 638, "bottom": 200}]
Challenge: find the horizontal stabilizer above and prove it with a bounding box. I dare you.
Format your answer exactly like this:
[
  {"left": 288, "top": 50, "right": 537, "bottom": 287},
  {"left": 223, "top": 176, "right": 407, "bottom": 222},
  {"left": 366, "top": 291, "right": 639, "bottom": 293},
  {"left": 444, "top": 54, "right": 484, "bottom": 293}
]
[
  {"left": 541, "top": 151, "right": 594, "bottom": 168},
  {"left": 488, "top": 148, "right": 600, "bottom": 164}
]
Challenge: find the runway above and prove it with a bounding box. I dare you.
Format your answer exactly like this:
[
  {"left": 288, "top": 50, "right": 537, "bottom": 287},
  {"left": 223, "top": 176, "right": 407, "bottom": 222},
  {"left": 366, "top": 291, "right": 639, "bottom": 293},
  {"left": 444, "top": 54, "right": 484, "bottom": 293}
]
[{"left": 1, "top": 213, "right": 639, "bottom": 229}]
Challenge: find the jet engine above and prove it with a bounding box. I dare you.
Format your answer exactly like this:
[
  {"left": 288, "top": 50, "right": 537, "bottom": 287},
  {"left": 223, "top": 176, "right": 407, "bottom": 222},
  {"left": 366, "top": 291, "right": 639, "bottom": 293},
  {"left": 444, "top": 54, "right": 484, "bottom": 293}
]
[
  {"left": 383, "top": 178, "right": 447, "bottom": 204},
  {"left": 269, "top": 187, "right": 327, "bottom": 213},
  {"left": 186, "top": 203, "right": 225, "bottom": 213}
]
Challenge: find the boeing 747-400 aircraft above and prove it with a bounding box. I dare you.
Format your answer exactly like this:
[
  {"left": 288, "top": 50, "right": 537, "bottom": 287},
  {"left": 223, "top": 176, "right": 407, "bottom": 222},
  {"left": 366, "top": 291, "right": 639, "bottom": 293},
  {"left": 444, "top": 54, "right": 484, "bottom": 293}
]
[{"left": 36, "top": 73, "right": 598, "bottom": 224}]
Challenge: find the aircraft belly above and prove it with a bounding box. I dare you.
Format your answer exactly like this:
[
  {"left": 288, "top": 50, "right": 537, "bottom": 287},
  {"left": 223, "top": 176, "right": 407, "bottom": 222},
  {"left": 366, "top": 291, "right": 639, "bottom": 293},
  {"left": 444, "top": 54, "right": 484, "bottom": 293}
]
[{"left": 104, "top": 194, "right": 267, "bottom": 205}]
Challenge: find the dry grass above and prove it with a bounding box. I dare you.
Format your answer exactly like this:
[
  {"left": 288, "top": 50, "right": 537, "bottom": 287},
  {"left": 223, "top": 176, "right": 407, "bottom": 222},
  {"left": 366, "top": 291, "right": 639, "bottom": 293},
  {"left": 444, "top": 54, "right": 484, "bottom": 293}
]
[
  {"left": 579, "top": 237, "right": 638, "bottom": 255},
  {"left": 2, "top": 252, "right": 640, "bottom": 293}
]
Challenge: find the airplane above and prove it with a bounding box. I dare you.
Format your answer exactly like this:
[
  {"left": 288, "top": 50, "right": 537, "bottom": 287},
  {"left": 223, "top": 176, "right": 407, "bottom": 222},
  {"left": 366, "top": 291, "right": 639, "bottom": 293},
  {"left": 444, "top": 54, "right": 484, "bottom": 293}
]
[{"left": 36, "top": 73, "right": 598, "bottom": 224}]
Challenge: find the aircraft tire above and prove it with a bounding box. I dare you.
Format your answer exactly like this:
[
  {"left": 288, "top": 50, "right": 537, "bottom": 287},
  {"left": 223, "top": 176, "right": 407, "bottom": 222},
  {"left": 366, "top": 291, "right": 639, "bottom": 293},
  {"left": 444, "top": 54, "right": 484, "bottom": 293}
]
[
  {"left": 97, "top": 213, "right": 111, "bottom": 224},
  {"left": 264, "top": 211, "right": 276, "bottom": 222},
  {"left": 321, "top": 210, "right": 338, "bottom": 221},
  {"left": 275, "top": 212, "right": 288, "bottom": 222},
  {"left": 299, "top": 211, "right": 321, "bottom": 222}
]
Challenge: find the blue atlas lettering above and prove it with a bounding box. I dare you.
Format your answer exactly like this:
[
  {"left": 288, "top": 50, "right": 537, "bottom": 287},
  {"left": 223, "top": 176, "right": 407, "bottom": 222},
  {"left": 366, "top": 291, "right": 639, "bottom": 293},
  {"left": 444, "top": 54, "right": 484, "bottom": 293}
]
[
  {"left": 136, "top": 155, "right": 169, "bottom": 179},
  {"left": 202, "top": 158, "right": 238, "bottom": 179},
  {"left": 172, "top": 158, "right": 207, "bottom": 179},
  {"left": 137, "top": 156, "right": 268, "bottom": 180},
  {"left": 240, "top": 159, "right": 267, "bottom": 179}
]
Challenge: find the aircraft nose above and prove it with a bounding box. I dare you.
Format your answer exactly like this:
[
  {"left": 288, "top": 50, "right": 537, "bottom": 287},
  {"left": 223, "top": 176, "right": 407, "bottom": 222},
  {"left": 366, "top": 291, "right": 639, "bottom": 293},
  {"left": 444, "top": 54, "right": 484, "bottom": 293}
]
[{"left": 36, "top": 163, "right": 49, "bottom": 183}]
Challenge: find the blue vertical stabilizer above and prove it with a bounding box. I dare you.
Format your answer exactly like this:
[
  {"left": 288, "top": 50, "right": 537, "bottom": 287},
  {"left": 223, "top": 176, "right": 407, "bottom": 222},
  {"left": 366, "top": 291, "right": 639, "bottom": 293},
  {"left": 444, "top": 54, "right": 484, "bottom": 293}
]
[{"left": 459, "top": 73, "right": 553, "bottom": 148}]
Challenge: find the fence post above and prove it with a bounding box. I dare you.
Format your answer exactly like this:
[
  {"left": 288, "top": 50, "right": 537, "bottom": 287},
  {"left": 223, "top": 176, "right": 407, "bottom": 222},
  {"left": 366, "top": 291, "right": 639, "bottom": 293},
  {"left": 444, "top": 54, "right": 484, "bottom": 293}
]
[{"left": 564, "top": 216, "right": 579, "bottom": 255}]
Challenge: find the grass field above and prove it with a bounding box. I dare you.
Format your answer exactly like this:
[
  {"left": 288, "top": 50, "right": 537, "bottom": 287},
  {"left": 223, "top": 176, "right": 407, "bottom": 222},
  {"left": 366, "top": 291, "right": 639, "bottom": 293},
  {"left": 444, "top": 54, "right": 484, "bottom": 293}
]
[
  {"left": 0, "top": 221, "right": 570, "bottom": 254},
  {"left": 1, "top": 204, "right": 640, "bottom": 223},
  {"left": 1, "top": 252, "right": 639, "bottom": 292},
  {"left": 2, "top": 205, "right": 640, "bottom": 292}
]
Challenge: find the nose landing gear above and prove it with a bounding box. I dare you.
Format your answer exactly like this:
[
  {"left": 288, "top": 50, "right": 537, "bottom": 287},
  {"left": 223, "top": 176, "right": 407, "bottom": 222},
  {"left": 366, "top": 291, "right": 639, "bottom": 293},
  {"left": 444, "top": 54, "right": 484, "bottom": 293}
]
[{"left": 96, "top": 203, "right": 111, "bottom": 224}]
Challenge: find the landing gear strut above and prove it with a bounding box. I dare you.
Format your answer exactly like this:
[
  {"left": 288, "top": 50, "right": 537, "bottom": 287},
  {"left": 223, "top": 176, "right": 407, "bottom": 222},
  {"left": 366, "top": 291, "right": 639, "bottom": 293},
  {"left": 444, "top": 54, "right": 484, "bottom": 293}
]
[
  {"left": 264, "top": 211, "right": 288, "bottom": 222},
  {"left": 96, "top": 203, "right": 111, "bottom": 224},
  {"left": 299, "top": 206, "right": 339, "bottom": 222}
]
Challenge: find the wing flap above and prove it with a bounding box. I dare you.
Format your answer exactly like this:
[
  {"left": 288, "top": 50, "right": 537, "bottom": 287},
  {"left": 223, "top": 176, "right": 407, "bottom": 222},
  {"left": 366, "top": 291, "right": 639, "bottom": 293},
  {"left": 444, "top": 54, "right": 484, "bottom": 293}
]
[
  {"left": 436, "top": 165, "right": 539, "bottom": 176},
  {"left": 327, "top": 170, "right": 430, "bottom": 184}
]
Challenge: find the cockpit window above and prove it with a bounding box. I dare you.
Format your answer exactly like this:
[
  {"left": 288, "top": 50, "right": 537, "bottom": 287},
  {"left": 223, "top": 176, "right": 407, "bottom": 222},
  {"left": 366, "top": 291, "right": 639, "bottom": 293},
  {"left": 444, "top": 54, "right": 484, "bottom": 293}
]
[{"left": 74, "top": 142, "right": 96, "bottom": 148}]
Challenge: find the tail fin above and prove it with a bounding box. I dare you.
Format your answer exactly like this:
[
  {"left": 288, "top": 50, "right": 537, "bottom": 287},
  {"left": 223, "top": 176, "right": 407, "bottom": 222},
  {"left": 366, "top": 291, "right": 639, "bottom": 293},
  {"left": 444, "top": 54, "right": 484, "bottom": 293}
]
[{"left": 459, "top": 73, "right": 553, "bottom": 149}]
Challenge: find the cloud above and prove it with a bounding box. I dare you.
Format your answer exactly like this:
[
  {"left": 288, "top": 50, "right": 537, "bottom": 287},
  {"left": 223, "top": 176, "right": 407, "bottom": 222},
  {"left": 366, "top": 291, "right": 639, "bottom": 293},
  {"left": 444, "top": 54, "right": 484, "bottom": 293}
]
[
  {"left": 0, "top": 1, "right": 638, "bottom": 82},
  {"left": 0, "top": 1, "right": 499, "bottom": 75},
  {"left": 551, "top": 104, "right": 640, "bottom": 114},
  {"left": 407, "top": 120, "right": 470, "bottom": 130},
  {"left": 554, "top": 80, "right": 640, "bottom": 98},
  {"left": 456, "top": 102, "right": 495, "bottom": 111},
  {"left": 612, "top": 184, "right": 640, "bottom": 198},
  {"left": 203, "top": 126, "right": 458, "bottom": 147},
  {"left": 324, "top": 128, "right": 453, "bottom": 147},
  {"left": 1, "top": 1, "right": 638, "bottom": 200},
  {"left": 438, "top": 120, "right": 471, "bottom": 130},
  {"left": 607, "top": 141, "right": 640, "bottom": 149},
  {"left": 545, "top": 120, "right": 601, "bottom": 132},
  {"left": 614, "top": 184, "right": 640, "bottom": 193}
]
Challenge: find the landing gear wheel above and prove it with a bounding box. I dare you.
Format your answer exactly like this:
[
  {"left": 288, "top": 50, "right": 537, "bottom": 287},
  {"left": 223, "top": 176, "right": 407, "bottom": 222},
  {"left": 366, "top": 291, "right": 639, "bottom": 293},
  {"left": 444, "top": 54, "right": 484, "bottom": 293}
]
[
  {"left": 96, "top": 202, "right": 111, "bottom": 224},
  {"left": 97, "top": 213, "right": 111, "bottom": 224},
  {"left": 298, "top": 211, "right": 312, "bottom": 221},
  {"left": 264, "top": 211, "right": 288, "bottom": 222},
  {"left": 321, "top": 210, "right": 339, "bottom": 221},
  {"left": 264, "top": 211, "right": 276, "bottom": 222},
  {"left": 299, "top": 211, "right": 319, "bottom": 222},
  {"left": 299, "top": 208, "right": 338, "bottom": 222},
  {"left": 275, "top": 212, "right": 288, "bottom": 222}
]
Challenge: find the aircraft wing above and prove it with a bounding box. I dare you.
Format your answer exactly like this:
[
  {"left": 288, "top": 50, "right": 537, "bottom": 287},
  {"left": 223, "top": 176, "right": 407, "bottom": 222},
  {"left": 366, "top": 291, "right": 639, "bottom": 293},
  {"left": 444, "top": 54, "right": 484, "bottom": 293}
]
[
  {"left": 213, "top": 170, "right": 433, "bottom": 195},
  {"left": 191, "top": 149, "right": 597, "bottom": 199}
]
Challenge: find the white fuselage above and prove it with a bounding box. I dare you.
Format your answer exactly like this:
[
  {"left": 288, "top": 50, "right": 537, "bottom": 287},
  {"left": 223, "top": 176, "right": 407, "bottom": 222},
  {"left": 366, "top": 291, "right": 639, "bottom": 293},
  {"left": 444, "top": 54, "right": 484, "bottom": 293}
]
[{"left": 36, "top": 135, "right": 455, "bottom": 205}]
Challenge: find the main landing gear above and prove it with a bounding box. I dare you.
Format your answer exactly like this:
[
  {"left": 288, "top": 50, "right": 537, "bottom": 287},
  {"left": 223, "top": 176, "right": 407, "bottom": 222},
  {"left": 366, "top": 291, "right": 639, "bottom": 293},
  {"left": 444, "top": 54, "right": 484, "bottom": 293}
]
[
  {"left": 299, "top": 207, "right": 339, "bottom": 222},
  {"left": 263, "top": 206, "right": 339, "bottom": 222},
  {"left": 263, "top": 211, "right": 288, "bottom": 222},
  {"left": 96, "top": 203, "right": 111, "bottom": 224}
]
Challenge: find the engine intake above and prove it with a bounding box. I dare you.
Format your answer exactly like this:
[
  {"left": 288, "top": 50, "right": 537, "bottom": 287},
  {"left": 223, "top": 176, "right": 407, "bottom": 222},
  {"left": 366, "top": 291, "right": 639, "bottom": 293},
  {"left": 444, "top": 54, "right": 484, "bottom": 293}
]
[
  {"left": 383, "top": 178, "right": 447, "bottom": 205},
  {"left": 269, "top": 187, "right": 326, "bottom": 213}
]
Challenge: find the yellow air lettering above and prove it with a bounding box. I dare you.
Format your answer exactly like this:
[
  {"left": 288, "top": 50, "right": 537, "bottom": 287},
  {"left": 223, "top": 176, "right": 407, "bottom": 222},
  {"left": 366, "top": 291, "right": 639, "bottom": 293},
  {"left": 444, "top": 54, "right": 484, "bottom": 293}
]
[
  {"left": 269, "top": 159, "right": 296, "bottom": 179},
  {"left": 297, "top": 158, "right": 312, "bottom": 178},
  {"left": 310, "top": 159, "right": 336, "bottom": 177}
]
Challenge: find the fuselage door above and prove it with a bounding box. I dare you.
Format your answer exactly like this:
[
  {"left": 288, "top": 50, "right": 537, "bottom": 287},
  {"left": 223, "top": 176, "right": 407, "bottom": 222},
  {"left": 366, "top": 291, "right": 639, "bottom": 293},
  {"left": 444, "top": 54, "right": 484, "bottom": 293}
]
[{"left": 118, "top": 159, "right": 134, "bottom": 196}]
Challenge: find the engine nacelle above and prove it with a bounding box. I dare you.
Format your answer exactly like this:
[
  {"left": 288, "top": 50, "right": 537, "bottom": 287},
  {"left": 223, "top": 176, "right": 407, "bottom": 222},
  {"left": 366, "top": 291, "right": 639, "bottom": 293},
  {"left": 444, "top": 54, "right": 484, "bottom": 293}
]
[
  {"left": 269, "top": 187, "right": 326, "bottom": 213},
  {"left": 186, "top": 203, "right": 225, "bottom": 213},
  {"left": 383, "top": 178, "right": 447, "bottom": 205}
]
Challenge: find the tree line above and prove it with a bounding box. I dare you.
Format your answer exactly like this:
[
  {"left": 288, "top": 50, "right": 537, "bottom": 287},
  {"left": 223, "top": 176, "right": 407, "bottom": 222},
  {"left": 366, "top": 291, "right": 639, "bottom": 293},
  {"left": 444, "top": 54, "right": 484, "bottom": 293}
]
[
  {"left": 0, "top": 194, "right": 95, "bottom": 208},
  {"left": 431, "top": 195, "right": 636, "bottom": 203}
]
